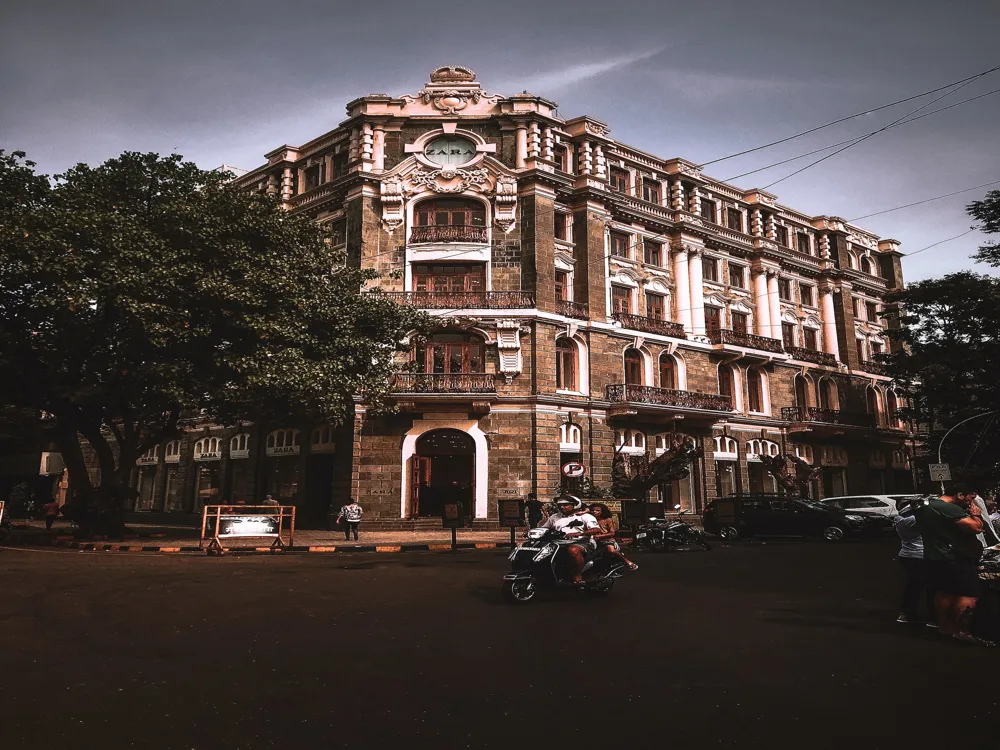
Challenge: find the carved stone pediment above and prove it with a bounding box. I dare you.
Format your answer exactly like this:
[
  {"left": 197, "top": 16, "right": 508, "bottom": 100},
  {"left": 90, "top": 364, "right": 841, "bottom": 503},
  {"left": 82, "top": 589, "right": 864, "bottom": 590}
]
[{"left": 398, "top": 66, "right": 503, "bottom": 118}]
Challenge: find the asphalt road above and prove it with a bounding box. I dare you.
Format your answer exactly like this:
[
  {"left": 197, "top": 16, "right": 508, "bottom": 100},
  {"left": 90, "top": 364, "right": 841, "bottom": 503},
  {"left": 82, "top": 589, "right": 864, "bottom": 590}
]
[{"left": 1, "top": 540, "right": 996, "bottom": 750}]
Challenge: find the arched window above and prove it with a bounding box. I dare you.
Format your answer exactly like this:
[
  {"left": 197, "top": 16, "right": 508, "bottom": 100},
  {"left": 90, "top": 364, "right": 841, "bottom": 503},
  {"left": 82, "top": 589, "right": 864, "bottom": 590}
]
[
  {"left": 866, "top": 387, "right": 882, "bottom": 424},
  {"left": 794, "top": 374, "right": 811, "bottom": 408},
  {"left": 861, "top": 255, "right": 878, "bottom": 276},
  {"left": 615, "top": 429, "right": 646, "bottom": 453},
  {"left": 559, "top": 423, "right": 582, "bottom": 450},
  {"left": 164, "top": 440, "right": 180, "bottom": 464},
  {"left": 718, "top": 364, "right": 735, "bottom": 402},
  {"left": 794, "top": 444, "right": 814, "bottom": 464},
  {"left": 414, "top": 198, "right": 486, "bottom": 228},
  {"left": 887, "top": 391, "right": 901, "bottom": 427},
  {"left": 659, "top": 353, "right": 676, "bottom": 390},
  {"left": 848, "top": 251, "right": 860, "bottom": 270},
  {"left": 412, "top": 333, "right": 485, "bottom": 374},
  {"left": 713, "top": 436, "right": 739, "bottom": 458},
  {"left": 194, "top": 437, "right": 221, "bottom": 460},
  {"left": 624, "top": 348, "right": 644, "bottom": 386},
  {"left": 556, "top": 337, "right": 577, "bottom": 391},
  {"left": 653, "top": 432, "right": 696, "bottom": 455},
  {"left": 747, "top": 368, "right": 766, "bottom": 413},
  {"left": 746, "top": 439, "right": 780, "bottom": 460},
  {"left": 818, "top": 378, "right": 838, "bottom": 411}
]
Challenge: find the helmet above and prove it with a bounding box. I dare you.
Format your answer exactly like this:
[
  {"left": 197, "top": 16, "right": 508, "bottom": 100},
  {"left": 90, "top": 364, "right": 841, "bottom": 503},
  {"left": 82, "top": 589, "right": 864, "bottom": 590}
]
[{"left": 554, "top": 494, "right": 584, "bottom": 510}]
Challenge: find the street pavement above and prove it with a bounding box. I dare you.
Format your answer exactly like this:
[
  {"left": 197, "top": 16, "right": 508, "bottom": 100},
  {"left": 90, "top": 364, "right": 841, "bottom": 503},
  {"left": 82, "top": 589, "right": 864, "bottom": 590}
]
[{"left": 1, "top": 539, "right": 996, "bottom": 749}]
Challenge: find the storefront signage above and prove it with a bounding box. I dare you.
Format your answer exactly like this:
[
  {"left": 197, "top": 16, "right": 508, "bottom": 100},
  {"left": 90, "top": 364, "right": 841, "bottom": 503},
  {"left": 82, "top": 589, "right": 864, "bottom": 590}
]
[
  {"left": 217, "top": 515, "right": 280, "bottom": 538},
  {"left": 498, "top": 489, "right": 520, "bottom": 495},
  {"left": 561, "top": 461, "right": 586, "bottom": 478},
  {"left": 367, "top": 489, "right": 394, "bottom": 495},
  {"left": 230, "top": 448, "right": 250, "bottom": 460},
  {"left": 266, "top": 445, "right": 300, "bottom": 457},
  {"left": 194, "top": 451, "right": 222, "bottom": 462}
]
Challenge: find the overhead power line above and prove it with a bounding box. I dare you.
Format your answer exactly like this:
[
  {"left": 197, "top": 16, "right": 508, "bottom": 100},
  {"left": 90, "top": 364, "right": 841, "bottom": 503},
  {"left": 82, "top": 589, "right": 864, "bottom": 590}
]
[
  {"left": 904, "top": 228, "right": 977, "bottom": 257},
  {"left": 724, "top": 88, "right": 1000, "bottom": 182},
  {"left": 761, "top": 66, "right": 999, "bottom": 190},
  {"left": 848, "top": 180, "right": 1000, "bottom": 222},
  {"left": 699, "top": 63, "right": 1000, "bottom": 168}
]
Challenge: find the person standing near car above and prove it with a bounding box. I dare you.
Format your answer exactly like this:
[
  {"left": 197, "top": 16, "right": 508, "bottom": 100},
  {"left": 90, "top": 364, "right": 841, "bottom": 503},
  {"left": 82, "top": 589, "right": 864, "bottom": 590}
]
[
  {"left": 336, "top": 500, "right": 363, "bottom": 542},
  {"left": 913, "top": 485, "right": 991, "bottom": 646},
  {"left": 893, "top": 499, "right": 935, "bottom": 626}
]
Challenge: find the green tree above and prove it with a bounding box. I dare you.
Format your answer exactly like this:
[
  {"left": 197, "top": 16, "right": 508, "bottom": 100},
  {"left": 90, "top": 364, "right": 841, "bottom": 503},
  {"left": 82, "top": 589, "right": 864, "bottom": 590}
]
[
  {"left": 884, "top": 190, "right": 1000, "bottom": 489},
  {"left": 0, "top": 151, "right": 425, "bottom": 531}
]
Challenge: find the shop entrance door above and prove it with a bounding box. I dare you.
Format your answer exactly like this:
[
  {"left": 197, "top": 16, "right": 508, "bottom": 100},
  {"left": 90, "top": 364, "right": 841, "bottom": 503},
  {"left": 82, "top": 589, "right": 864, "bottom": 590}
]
[{"left": 412, "top": 429, "right": 475, "bottom": 519}]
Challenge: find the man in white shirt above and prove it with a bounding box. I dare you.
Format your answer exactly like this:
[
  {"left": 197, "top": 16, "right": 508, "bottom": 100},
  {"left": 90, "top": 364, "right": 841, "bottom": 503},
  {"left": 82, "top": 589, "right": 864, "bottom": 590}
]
[{"left": 540, "top": 496, "right": 602, "bottom": 584}]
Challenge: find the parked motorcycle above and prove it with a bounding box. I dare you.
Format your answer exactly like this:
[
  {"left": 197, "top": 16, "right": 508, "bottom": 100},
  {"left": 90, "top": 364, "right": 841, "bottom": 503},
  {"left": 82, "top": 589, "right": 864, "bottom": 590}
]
[
  {"left": 502, "top": 523, "right": 626, "bottom": 604},
  {"left": 634, "top": 507, "right": 712, "bottom": 552}
]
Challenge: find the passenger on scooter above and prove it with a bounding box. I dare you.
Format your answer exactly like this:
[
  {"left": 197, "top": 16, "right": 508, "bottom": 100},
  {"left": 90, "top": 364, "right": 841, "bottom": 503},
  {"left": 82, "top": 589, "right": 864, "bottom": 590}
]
[
  {"left": 589, "top": 503, "right": 639, "bottom": 571},
  {"left": 539, "top": 495, "right": 602, "bottom": 585}
]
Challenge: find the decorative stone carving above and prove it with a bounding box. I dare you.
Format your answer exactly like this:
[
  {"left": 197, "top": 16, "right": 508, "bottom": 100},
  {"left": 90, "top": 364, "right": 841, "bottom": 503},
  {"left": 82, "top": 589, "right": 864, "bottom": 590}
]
[
  {"left": 380, "top": 177, "right": 405, "bottom": 232},
  {"left": 410, "top": 167, "right": 490, "bottom": 194},
  {"left": 493, "top": 175, "right": 517, "bottom": 232},
  {"left": 495, "top": 319, "right": 525, "bottom": 383},
  {"left": 420, "top": 87, "right": 484, "bottom": 114}
]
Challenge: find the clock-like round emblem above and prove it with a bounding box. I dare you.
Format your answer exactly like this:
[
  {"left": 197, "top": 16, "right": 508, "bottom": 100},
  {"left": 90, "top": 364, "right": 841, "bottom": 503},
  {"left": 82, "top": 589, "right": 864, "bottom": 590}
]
[{"left": 423, "top": 136, "right": 478, "bottom": 167}]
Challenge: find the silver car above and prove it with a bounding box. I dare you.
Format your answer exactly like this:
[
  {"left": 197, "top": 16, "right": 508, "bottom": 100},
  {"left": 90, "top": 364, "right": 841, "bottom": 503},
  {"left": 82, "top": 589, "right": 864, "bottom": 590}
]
[{"left": 818, "top": 494, "right": 921, "bottom": 518}]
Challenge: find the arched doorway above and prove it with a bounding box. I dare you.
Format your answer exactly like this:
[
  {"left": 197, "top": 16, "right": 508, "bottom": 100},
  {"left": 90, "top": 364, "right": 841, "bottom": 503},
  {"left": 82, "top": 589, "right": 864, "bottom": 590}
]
[{"left": 412, "top": 429, "right": 476, "bottom": 519}]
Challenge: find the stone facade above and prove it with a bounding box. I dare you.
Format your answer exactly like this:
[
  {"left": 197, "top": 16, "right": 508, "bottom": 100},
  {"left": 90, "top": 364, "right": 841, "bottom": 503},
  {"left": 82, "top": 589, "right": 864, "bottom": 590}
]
[{"left": 125, "top": 66, "right": 914, "bottom": 528}]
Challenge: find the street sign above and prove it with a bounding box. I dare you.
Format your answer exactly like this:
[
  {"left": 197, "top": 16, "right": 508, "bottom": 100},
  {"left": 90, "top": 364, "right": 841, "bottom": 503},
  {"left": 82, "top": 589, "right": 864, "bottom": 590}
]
[
  {"left": 498, "top": 499, "right": 525, "bottom": 528},
  {"left": 561, "top": 461, "right": 586, "bottom": 478},
  {"left": 928, "top": 463, "right": 952, "bottom": 482}
]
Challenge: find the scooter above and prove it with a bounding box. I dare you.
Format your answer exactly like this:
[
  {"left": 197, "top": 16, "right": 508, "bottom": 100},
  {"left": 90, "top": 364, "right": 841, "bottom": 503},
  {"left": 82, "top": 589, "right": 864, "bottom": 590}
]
[
  {"left": 634, "top": 506, "right": 712, "bottom": 552},
  {"left": 502, "top": 522, "right": 626, "bottom": 604}
]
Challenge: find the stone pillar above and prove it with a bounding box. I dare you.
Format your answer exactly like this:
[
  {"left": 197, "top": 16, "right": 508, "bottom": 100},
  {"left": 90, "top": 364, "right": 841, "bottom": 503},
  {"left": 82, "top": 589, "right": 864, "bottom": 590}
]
[
  {"left": 670, "top": 179, "right": 685, "bottom": 211},
  {"left": 519, "top": 186, "right": 555, "bottom": 311},
  {"left": 689, "top": 249, "right": 706, "bottom": 336},
  {"left": 372, "top": 126, "right": 386, "bottom": 171},
  {"left": 281, "top": 167, "right": 294, "bottom": 202},
  {"left": 751, "top": 208, "right": 763, "bottom": 237},
  {"left": 572, "top": 205, "right": 608, "bottom": 321},
  {"left": 516, "top": 125, "right": 528, "bottom": 169},
  {"left": 767, "top": 273, "right": 781, "bottom": 340},
  {"left": 753, "top": 269, "right": 770, "bottom": 336},
  {"left": 820, "top": 286, "right": 840, "bottom": 359},
  {"left": 673, "top": 246, "right": 691, "bottom": 332},
  {"left": 688, "top": 185, "right": 701, "bottom": 214}
]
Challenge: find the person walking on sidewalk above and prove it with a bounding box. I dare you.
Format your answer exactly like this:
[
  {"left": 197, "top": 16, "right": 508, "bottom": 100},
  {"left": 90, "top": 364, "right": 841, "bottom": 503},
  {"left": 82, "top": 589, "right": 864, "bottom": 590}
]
[
  {"left": 525, "top": 492, "right": 544, "bottom": 529},
  {"left": 893, "top": 499, "right": 935, "bottom": 626},
  {"left": 336, "top": 500, "right": 363, "bottom": 541},
  {"left": 42, "top": 499, "right": 61, "bottom": 530}
]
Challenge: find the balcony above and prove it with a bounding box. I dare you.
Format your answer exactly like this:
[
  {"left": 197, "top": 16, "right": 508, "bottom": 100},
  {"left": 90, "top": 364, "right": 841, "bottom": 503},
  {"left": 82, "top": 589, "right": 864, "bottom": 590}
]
[
  {"left": 392, "top": 373, "right": 497, "bottom": 394},
  {"left": 782, "top": 406, "right": 876, "bottom": 428},
  {"left": 409, "top": 225, "right": 488, "bottom": 244},
  {"left": 557, "top": 300, "right": 589, "bottom": 320},
  {"left": 381, "top": 291, "right": 535, "bottom": 309},
  {"left": 606, "top": 384, "right": 732, "bottom": 413},
  {"left": 707, "top": 328, "right": 785, "bottom": 354},
  {"left": 859, "top": 359, "right": 891, "bottom": 377},
  {"left": 613, "top": 312, "right": 687, "bottom": 339},
  {"left": 786, "top": 346, "right": 838, "bottom": 367}
]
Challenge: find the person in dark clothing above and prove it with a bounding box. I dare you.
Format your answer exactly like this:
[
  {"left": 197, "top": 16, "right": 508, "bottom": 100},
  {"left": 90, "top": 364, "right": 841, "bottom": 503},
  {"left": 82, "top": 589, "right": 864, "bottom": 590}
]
[
  {"left": 893, "top": 500, "right": 936, "bottom": 626},
  {"left": 43, "top": 499, "right": 60, "bottom": 530},
  {"left": 525, "top": 492, "right": 544, "bottom": 528}
]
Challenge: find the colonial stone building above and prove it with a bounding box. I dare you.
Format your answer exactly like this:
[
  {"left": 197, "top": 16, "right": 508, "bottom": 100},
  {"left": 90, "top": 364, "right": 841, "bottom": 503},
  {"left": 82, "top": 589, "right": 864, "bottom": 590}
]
[{"left": 126, "top": 66, "right": 914, "bottom": 527}]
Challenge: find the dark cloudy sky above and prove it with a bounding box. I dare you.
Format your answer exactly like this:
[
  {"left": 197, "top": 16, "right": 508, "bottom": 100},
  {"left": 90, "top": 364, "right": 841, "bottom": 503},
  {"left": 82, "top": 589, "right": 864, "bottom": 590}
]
[{"left": 3, "top": 0, "right": 998, "bottom": 280}]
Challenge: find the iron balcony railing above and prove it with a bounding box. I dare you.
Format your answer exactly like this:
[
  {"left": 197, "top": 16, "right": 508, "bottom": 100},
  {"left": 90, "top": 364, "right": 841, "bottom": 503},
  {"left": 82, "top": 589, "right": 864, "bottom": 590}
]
[
  {"left": 613, "top": 312, "right": 687, "bottom": 339},
  {"left": 392, "top": 373, "right": 497, "bottom": 394},
  {"left": 606, "top": 384, "right": 732, "bottom": 412},
  {"left": 409, "top": 225, "right": 488, "bottom": 244},
  {"left": 381, "top": 291, "right": 535, "bottom": 309},
  {"left": 557, "top": 300, "right": 589, "bottom": 320},
  {"left": 859, "top": 359, "right": 891, "bottom": 376},
  {"left": 707, "top": 328, "right": 785, "bottom": 354},
  {"left": 786, "top": 346, "right": 838, "bottom": 367},
  {"left": 781, "top": 406, "right": 877, "bottom": 428}
]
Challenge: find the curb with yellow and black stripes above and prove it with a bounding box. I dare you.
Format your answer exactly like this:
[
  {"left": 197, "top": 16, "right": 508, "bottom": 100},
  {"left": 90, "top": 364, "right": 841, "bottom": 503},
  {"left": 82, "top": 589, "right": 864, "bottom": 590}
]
[{"left": 5, "top": 537, "right": 513, "bottom": 555}]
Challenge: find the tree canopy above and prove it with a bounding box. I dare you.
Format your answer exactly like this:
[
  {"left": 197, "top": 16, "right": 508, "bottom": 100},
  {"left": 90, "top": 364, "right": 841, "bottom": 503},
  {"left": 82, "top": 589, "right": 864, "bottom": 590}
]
[
  {"left": 0, "top": 150, "right": 424, "bottom": 526},
  {"left": 884, "top": 190, "right": 1000, "bottom": 488}
]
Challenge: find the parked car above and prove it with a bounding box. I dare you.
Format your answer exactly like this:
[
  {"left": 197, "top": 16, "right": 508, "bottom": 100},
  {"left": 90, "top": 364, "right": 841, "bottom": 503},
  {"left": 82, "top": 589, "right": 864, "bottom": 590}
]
[
  {"left": 817, "top": 494, "right": 921, "bottom": 518},
  {"left": 703, "top": 493, "right": 891, "bottom": 542}
]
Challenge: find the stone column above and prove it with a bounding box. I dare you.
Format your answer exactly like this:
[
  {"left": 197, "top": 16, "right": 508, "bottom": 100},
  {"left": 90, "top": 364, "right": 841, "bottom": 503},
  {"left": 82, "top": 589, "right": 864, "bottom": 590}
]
[
  {"left": 820, "top": 286, "right": 840, "bottom": 359},
  {"left": 372, "top": 126, "right": 386, "bottom": 171},
  {"left": 767, "top": 273, "right": 781, "bottom": 340},
  {"left": 753, "top": 269, "right": 770, "bottom": 336},
  {"left": 689, "top": 248, "right": 706, "bottom": 336},
  {"left": 516, "top": 125, "right": 528, "bottom": 169},
  {"left": 673, "top": 246, "right": 691, "bottom": 332},
  {"left": 670, "top": 179, "right": 685, "bottom": 211}
]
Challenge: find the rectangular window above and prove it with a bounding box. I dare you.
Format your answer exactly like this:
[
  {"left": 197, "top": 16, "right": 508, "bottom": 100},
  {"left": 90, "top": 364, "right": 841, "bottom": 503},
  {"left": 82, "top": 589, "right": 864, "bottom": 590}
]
[
  {"left": 612, "top": 285, "right": 632, "bottom": 314},
  {"left": 412, "top": 264, "right": 486, "bottom": 293},
  {"left": 699, "top": 198, "right": 716, "bottom": 222},
  {"left": 642, "top": 179, "right": 661, "bottom": 204},
  {"left": 865, "top": 301, "right": 879, "bottom": 322},
  {"left": 748, "top": 371, "right": 763, "bottom": 413},
  {"left": 852, "top": 297, "right": 862, "bottom": 317},
  {"left": 803, "top": 328, "right": 819, "bottom": 351},
  {"left": 702, "top": 257, "right": 718, "bottom": 282},
  {"left": 610, "top": 168, "right": 629, "bottom": 193},
  {"left": 732, "top": 312, "right": 749, "bottom": 334},
  {"left": 726, "top": 207, "right": 743, "bottom": 232},
  {"left": 556, "top": 146, "right": 571, "bottom": 173},
  {"left": 800, "top": 284, "right": 816, "bottom": 307},
  {"left": 643, "top": 240, "right": 662, "bottom": 266},
  {"left": 555, "top": 271, "right": 569, "bottom": 301},
  {"left": 729, "top": 265, "right": 745, "bottom": 289},
  {"left": 870, "top": 340, "right": 884, "bottom": 356},
  {"left": 781, "top": 322, "right": 796, "bottom": 349},
  {"left": 706, "top": 306, "right": 722, "bottom": 334},
  {"left": 554, "top": 212, "right": 569, "bottom": 241},
  {"left": 646, "top": 292, "right": 665, "bottom": 320},
  {"left": 556, "top": 342, "right": 576, "bottom": 391},
  {"left": 797, "top": 233, "right": 811, "bottom": 254},
  {"left": 856, "top": 339, "right": 866, "bottom": 362},
  {"left": 331, "top": 152, "right": 348, "bottom": 179},
  {"left": 610, "top": 232, "right": 630, "bottom": 259},
  {"left": 775, "top": 225, "right": 789, "bottom": 247},
  {"left": 778, "top": 278, "right": 792, "bottom": 301}
]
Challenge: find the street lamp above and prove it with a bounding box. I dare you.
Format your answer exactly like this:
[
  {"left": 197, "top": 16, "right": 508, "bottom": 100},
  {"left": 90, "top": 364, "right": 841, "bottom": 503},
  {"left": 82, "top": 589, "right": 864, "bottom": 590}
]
[{"left": 936, "top": 410, "right": 998, "bottom": 493}]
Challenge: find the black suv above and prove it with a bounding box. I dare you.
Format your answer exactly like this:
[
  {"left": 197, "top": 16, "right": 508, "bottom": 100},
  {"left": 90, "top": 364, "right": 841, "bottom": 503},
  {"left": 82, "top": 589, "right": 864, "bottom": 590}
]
[{"left": 703, "top": 493, "right": 890, "bottom": 542}]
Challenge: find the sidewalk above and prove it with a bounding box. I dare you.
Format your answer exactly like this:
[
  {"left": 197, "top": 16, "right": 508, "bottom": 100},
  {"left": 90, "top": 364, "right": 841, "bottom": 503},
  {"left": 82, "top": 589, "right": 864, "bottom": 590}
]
[{"left": 5, "top": 520, "right": 516, "bottom": 554}]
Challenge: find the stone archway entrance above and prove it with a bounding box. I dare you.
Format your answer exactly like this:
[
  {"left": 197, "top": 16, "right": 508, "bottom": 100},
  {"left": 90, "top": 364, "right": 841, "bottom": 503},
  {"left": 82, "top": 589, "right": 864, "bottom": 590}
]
[{"left": 412, "top": 429, "right": 475, "bottom": 519}]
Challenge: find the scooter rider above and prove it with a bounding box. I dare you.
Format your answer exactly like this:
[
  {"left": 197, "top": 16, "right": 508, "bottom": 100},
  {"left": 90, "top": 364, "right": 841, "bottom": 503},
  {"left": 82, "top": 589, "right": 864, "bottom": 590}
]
[{"left": 539, "top": 495, "right": 602, "bottom": 585}]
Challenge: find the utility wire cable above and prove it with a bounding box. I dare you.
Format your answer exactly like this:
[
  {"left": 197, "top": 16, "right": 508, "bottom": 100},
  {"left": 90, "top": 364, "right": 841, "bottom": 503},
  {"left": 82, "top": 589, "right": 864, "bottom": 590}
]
[
  {"left": 848, "top": 179, "right": 1000, "bottom": 221},
  {"left": 903, "top": 228, "right": 977, "bottom": 257},
  {"left": 699, "top": 63, "right": 1000, "bottom": 168}
]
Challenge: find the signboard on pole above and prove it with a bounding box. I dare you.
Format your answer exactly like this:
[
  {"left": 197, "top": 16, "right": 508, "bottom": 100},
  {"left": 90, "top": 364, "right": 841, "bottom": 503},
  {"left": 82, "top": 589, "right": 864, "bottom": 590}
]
[
  {"left": 561, "top": 461, "right": 586, "bottom": 478},
  {"left": 200, "top": 505, "right": 295, "bottom": 554},
  {"left": 218, "top": 515, "right": 280, "bottom": 538},
  {"left": 928, "top": 463, "right": 952, "bottom": 483},
  {"left": 442, "top": 502, "right": 463, "bottom": 529},
  {"left": 498, "top": 499, "right": 525, "bottom": 528}
]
